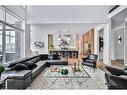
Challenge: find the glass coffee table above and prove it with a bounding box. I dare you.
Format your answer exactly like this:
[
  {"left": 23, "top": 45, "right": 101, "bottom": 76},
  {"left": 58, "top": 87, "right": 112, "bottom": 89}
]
[
  {"left": 43, "top": 65, "right": 90, "bottom": 85},
  {"left": 0, "top": 77, "right": 7, "bottom": 89}
]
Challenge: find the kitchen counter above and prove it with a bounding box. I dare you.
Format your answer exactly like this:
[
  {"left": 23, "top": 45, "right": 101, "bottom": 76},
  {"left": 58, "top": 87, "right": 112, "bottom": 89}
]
[{"left": 49, "top": 49, "right": 79, "bottom": 58}]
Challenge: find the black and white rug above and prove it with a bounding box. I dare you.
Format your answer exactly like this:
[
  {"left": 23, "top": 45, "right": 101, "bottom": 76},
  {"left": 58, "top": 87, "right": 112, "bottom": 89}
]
[{"left": 27, "top": 66, "right": 107, "bottom": 89}]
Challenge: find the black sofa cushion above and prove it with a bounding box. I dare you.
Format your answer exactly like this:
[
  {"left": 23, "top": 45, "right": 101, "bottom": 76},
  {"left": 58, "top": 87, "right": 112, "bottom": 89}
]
[
  {"left": 36, "top": 61, "right": 48, "bottom": 66},
  {"left": 22, "top": 62, "right": 37, "bottom": 70},
  {"left": 36, "top": 56, "right": 41, "bottom": 62},
  {"left": 12, "top": 63, "right": 29, "bottom": 70},
  {"left": 40, "top": 54, "right": 48, "bottom": 60},
  {"left": 47, "top": 59, "right": 68, "bottom": 65},
  {"left": 22, "top": 58, "right": 38, "bottom": 69},
  {"left": 5, "top": 61, "right": 19, "bottom": 68},
  {"left": 29, "top": 63, "right": 37, "bottom": 69},
  {"left": 28, "top": 58, "right": 38, "bottom": 63}
]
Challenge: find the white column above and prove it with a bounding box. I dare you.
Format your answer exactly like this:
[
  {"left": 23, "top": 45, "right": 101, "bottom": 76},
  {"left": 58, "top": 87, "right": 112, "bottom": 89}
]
[
  {"left": 25, "top": 24, "right": 31, "bottom": 56},
  {"left": 94, "top": 28, "right": 99, "bottom": 55},
  {"left": 103, "top": 23, "right": 111, "bottom": 65},
  {"left": 124, "top": 18, "right": 127, "bottom": 66},
  {"left": 110, "top": 20, "right": 115, "bottom": 60}
]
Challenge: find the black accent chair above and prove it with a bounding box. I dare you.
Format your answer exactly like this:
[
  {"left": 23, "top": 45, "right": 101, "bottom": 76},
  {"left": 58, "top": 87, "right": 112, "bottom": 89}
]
[
  {"left": 105, "top": 66, "right": 127, "bottom": 89},
  {"left": 82, "top": 54, "right": 98, "bottom": 72}
]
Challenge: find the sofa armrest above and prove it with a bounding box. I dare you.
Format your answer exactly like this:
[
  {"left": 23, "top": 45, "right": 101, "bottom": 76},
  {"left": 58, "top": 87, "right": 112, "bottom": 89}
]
[
  {"left": 105, "top": 66, "right": 127, "bottom": 76},
  {"left": 105, "top": 73, "right": 127, "bottom": 89}
]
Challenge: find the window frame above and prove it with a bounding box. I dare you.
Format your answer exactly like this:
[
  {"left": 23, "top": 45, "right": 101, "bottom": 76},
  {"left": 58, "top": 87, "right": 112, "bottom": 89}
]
[
  {"left": 5, "top": 30, "right": 16, "bottom": 53},
  {"left": 0, "top": 6, "right": 25, "bottom": 64}
]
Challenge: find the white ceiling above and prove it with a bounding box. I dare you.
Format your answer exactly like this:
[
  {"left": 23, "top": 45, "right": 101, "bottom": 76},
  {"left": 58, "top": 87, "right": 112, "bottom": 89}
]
[
  {"left": 27, "top": 6, "right": 112, "bottom": 24},
  {"left": 31, "top": 23, "right": 99, "bottom": 34}
]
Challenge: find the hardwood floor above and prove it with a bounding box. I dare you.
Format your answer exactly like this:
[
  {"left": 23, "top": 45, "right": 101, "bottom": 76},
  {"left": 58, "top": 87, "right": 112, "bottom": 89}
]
[
  {"left": 67, "top": 56, "right": 125, "bottom": 73},
  {"left": 111, "top": 60, "right": 125, "bottom": 69}
]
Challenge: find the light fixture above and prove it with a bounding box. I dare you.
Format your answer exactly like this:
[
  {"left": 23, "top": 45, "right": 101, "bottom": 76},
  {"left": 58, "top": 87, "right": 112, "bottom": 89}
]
[
  {"left": 118, "top": 36, "right": 122, "bottom": 43},
  {"left": 58, "top": 37, "right": 61, "bottom": 40},
  {"left": 67, "top": 30, "right": 71, "bottom": 41},
  {"left": 67, "top": 37, "right": 70, "bottom": 41},
  {"left": 58, "top": 31, "right": 61, "bottom": 40}
]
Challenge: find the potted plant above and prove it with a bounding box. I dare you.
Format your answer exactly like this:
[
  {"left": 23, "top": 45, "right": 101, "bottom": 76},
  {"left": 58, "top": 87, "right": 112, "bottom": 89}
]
[
  {"left": 0, "top": 65, "right": 5, "bottom": 77},
  {"left": 50, "top": 44, "right": 54, "bottom": 49}
]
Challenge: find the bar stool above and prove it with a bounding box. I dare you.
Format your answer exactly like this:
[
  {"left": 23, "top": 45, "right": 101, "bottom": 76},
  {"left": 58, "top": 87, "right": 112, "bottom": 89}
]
[
  {"left": 74, "top": 51, "right": 78, "bottom": 58},
  {"left": 67, "top": 51, "right": 70, "bottom": 58},
  {"left": 70, "top": 51, "right": 72, "bottom": 58},
  {"left": 65, "top": 51, "right": 68, "bottom": 58},
  {"left": 72, "top": 52, "right": 75, "bottom": 58}
]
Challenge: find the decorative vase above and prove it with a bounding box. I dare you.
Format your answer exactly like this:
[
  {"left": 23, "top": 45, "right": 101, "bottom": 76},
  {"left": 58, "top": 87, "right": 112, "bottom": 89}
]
[{"left": 61, "top": 69, "right": 68, "bottom": 75}]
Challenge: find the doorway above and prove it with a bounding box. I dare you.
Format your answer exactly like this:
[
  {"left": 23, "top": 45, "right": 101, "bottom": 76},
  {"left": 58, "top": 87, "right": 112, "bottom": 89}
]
[{"left": 98, "top": 29, "right": 104, "bottom": 61}]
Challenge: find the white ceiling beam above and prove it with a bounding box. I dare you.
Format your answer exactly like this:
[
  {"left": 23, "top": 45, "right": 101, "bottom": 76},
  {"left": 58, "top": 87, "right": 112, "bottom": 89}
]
[{"left": 108, "top": 5, "right": 127, "bottom": 19}]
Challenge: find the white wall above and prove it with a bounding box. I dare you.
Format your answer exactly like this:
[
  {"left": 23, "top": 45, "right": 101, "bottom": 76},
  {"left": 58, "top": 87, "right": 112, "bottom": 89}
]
[
  {"left": 111, "top": 20, "right": 124, "bottom": 60},
  {"left": 30, "top": 23, "right": 91, "bottom": 54},
  {"left": 114, "top": 29, "right": 124, "bottom": 59},
  {"left": 31, "top": 25, "right": 48, "bottom": 54}
]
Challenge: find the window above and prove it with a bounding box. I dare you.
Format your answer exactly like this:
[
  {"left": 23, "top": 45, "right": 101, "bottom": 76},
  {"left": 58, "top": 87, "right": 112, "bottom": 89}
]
[
  {"left": 0, "top": 23, "right": 2, "bottom": 64},
  {"left": 0, "top": 8, "right": 4, "bottom": 21},
  {"left": 0, "top": 7, "right": 24, "bottom": 64},
  {"left": 6, "top": 30, "right": 15, "bottom": 53},
  {"left": 0, "top": 23, "right": 2, "bottom": 53},
  {"left": 5, "top": 25, "right": 22, "bottom": 62},
  {"left": 6, "top": 11, "right": 23, "bottom": 29},
  {"left": 0, "top": 31, "right": 2, "bottom": 54}
]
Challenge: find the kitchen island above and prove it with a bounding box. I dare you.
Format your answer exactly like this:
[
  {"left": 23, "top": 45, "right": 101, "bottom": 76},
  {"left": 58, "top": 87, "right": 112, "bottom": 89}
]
[{"left": 49, "top": 49, "right": 79, "bottom": 58}]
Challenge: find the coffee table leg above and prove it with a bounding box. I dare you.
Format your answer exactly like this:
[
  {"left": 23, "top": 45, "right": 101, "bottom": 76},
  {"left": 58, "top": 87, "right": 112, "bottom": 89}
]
[{"left": 82, "top": 65, "right": 91, "bottom": 78}]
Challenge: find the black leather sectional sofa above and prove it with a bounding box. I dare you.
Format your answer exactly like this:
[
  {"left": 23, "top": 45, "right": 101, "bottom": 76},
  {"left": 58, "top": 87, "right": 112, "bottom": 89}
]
[
  {"left": 105, "top": 66, "right": 127, "bottom": 89},
  {"left": 1, "top": 54, "right": 68, "bottom": 89}
]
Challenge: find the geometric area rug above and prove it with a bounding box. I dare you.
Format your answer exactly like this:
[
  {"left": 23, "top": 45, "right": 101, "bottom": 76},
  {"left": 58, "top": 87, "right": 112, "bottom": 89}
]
[{"left": 27, "top": 66, "right": 107, "bottom": 89}]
